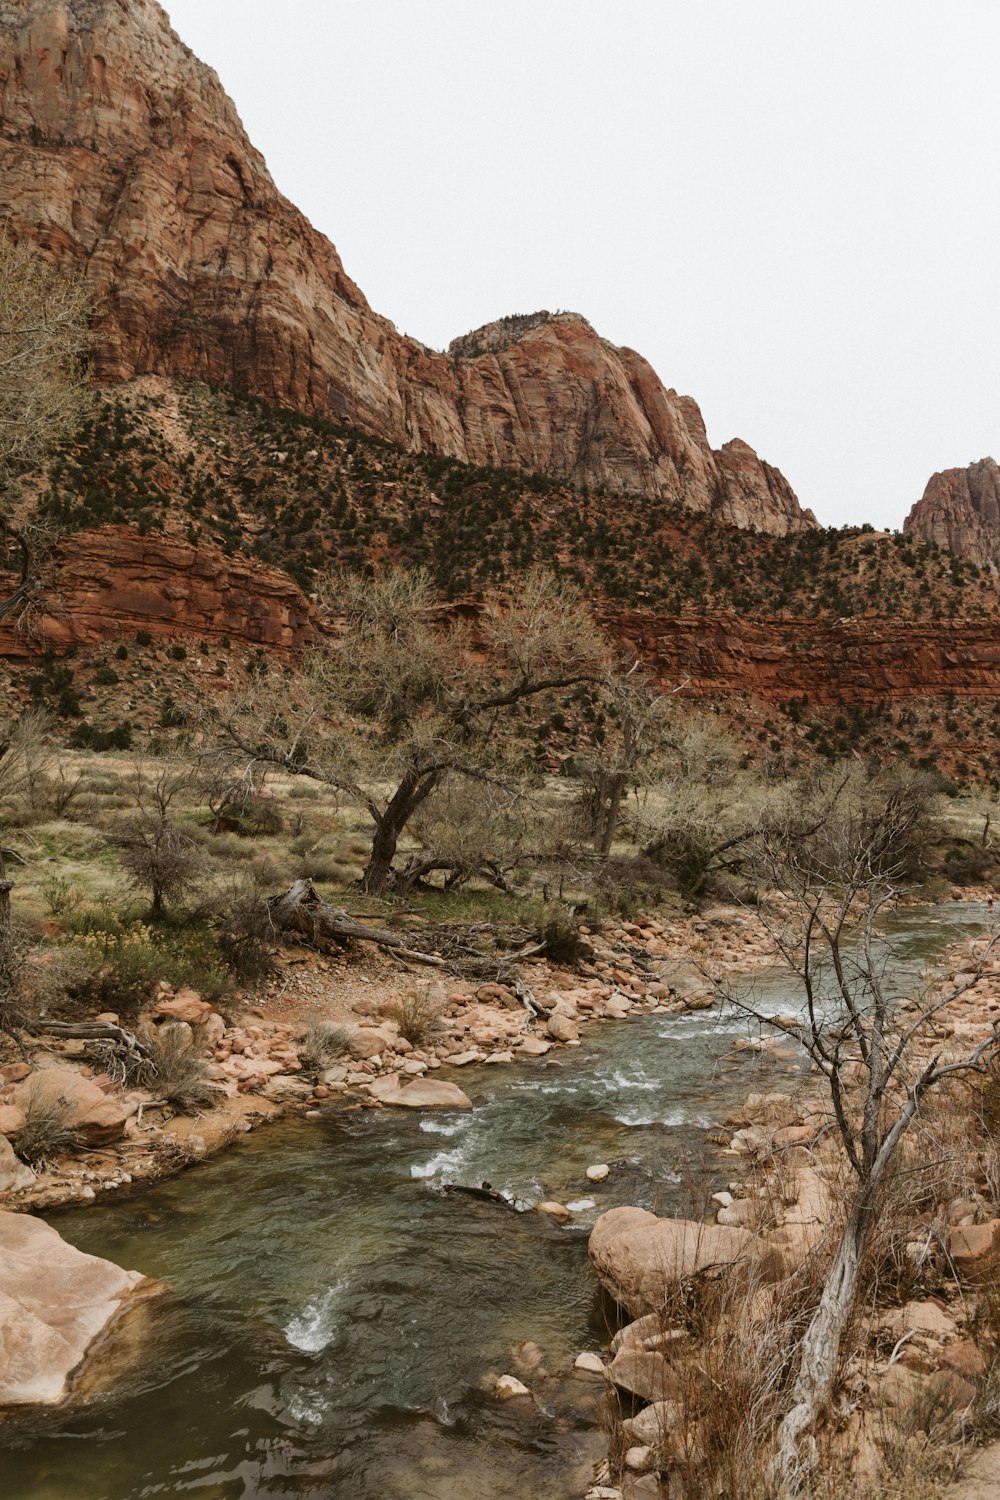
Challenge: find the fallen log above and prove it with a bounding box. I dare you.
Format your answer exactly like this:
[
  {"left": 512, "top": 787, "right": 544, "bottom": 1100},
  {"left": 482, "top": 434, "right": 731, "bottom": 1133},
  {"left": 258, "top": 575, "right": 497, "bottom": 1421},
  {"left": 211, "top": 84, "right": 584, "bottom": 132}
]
[
  {"left": 27, "top": 1020, "right": 153, "bottom": 1059},
  {"left": 266, "top": 879, "right": 451, "bottom": 969}
]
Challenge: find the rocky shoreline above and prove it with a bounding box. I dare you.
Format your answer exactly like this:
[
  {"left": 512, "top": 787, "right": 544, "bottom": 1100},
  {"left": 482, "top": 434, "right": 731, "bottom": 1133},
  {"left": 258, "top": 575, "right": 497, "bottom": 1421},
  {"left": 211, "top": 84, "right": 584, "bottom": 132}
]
[{"left": 3, "top": 888, "right": 997, "bottom": 1477}]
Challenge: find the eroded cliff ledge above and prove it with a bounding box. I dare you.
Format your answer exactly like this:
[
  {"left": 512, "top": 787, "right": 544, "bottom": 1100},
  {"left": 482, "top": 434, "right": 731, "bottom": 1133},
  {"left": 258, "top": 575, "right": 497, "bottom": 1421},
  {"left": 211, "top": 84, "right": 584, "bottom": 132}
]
[{"left": 0, "top": 0, "right": 814, "bottom": 535}]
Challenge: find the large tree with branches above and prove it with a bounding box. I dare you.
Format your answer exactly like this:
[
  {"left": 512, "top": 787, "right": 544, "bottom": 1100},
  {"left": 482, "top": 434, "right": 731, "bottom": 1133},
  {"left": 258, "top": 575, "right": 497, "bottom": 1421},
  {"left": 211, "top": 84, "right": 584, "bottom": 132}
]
[{"left": 222, "top": 566, "right": 609, "bottom": 895}]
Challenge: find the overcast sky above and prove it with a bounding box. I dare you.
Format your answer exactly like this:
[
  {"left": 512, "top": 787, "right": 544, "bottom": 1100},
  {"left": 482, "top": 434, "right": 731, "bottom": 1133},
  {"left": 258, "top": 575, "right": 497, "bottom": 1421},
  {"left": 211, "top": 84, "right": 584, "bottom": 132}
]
[{"left": 164, "top": 0, "right": 999, "bottom": 531}]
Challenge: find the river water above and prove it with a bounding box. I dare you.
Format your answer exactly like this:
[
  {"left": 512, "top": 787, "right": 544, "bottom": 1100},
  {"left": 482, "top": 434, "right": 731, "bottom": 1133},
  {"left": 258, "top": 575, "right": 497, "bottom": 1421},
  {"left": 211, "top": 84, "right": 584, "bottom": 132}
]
[{"left": 0, "top": 904, "right": 988, "bottom": 1500}]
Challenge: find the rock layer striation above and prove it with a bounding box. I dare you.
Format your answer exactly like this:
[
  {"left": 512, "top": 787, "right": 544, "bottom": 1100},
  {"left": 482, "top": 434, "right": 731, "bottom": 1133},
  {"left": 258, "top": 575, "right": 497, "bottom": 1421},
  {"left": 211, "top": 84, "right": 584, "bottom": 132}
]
[{"left": 0, "top": 0, "right": 814, "bottom": 534}]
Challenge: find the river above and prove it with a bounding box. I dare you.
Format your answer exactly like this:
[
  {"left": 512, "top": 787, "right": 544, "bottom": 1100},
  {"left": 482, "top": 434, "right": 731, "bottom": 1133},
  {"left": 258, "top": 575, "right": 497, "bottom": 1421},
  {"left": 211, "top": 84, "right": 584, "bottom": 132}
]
[{"left": 0, "top": 903, "right": 988, "bottom": 1500}]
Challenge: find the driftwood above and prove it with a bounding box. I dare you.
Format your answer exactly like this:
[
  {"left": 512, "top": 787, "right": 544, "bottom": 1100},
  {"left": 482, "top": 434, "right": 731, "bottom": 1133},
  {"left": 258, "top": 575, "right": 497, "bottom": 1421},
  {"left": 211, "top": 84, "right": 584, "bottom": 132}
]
[
  {"left": 265, "top": 879, "right": 545, "bottom": 982},
  {"left": 27, "top": 1019, "right": 153, "bottom": 1060},
  {"left": 441, "top": 1182, "right": 526, "bottom": 1213}
]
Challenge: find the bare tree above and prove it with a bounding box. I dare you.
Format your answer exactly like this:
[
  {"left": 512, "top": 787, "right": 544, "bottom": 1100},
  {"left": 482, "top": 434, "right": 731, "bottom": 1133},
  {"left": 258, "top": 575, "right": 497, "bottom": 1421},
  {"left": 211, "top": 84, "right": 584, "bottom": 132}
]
[
  {"left": 732, "top": 764, "right": 1000, "bottom": 1492},
  {"left": 107, "top": 768, "right": 205, "bottom": 918},
  {"left": 577, "top": 663, "right": 680, "bottom": 857},
  {"left": 629, "top": 710, "right": 777, "bottom": 897},
  {"left": 221, "top": 566, "right": 608, "bottom": 895},
  {"left": 0, "top": 234, "right": 91, "bottom": 620}
]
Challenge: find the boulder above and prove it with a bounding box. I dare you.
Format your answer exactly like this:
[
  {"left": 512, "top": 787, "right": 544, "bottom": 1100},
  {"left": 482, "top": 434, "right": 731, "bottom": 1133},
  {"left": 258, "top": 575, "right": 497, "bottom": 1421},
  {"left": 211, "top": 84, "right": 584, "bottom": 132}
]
[
  {"left": 0, "top": 1210, "right": 147, "bottom": 1405},
  {"left": 12, "top": 1069, "right": 128, "bottom": 1148},
  {"left": 345, "top": 1027, "right": 396, "bottom": 1060},
  {"left": 589, "top": 1207, "right": 774, "bottom": 1317},
  {"left": 607, "top": 1345, "right": 671, "bottom": 1401},
  {"left": 0, "top": 1135, "right": 34, "bottom": 1194},
  {"left": 622, "top": 1399, "right": 684, "bottom": 1447},
  {"left": 0, "top": 1104, "right": 27, "bottom": 1138},
  {"left": 949, "top": 1220, "right": 1000, "bottom": 1281},
  {"left": 546, "top": 1013, "right": 579, "bottom": 1043},
  {"left": 383, "top": 1078, "right": 472, "bottom": 1110},
  {"left": 152, "top": 990, "right": 214, "bottom": 1026}
]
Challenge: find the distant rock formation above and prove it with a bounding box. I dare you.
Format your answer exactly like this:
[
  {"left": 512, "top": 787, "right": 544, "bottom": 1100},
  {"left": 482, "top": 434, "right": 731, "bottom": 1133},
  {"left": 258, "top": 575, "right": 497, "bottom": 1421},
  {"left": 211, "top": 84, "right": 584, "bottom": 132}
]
[
  {"left": 0, "top": 0, "right": 815, "bottom": 535},
  {"left": 904, "top": 458, "right": 1000, "bottom": 571}
]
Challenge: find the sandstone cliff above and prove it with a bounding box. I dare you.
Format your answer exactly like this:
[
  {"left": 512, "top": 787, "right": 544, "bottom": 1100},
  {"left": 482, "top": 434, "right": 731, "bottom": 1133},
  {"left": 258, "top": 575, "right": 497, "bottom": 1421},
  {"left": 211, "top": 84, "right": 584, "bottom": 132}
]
[
  {"left": 0, "top": 0, "right": 814, "bottom": 534},
  {"left": 904, "top": 458, "right": 1000, "bottom": 572}
]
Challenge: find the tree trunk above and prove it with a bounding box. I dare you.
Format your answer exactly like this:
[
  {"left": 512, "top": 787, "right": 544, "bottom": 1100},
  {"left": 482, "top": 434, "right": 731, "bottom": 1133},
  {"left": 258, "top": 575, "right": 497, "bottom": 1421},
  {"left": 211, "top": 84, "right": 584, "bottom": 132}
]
[
  {"left": 771, "top": 1181, "right": 876, "bottom": 1493},
  {"left": 599, "top": 775, "right": 626, "bottom": 858},
  {"left": 360, "top": 769, "right": 440, "bottom": 896}
]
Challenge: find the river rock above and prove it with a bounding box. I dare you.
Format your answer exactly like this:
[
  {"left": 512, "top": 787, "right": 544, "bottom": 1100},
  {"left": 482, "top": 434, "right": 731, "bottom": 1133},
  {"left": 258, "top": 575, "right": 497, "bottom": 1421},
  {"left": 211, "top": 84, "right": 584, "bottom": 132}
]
[
  {"left": 589, "top": 1207, "right": 775, "bottom": 1317},
  {"left": 345, "top": 1027, "right": 396, "bottom": 1060},
  {"left": 574, "top": 1351, "right": 606, "bottom": 1375},
  {"left": 546, "top": 1014, "right": 579, "bottom": 1043},
  {"left": 385, "top": 1078, "right": 472, "bottom": 1110},
  {"left": 0, "top": 1210, "right": 147, "bottom": 1405},
  {"left": 448, "top": 1050, "right": 486, "bottom": 1066},
  {"left": 12, "top": 1069, "right": 128, "bottom": 1147},
  {"left": 622, "top": 1399, "right": 684, "bottom": 1446},
  {"left": 495, "top": 1374, "right": 531, "bottom": 1399},
  {"left": 0, "top": 1135, "right": 34, "bottom": 1194},
  {"left": 535, "top": 1201, "right": 572, "bottom": 1224},
  {"left": 587, "top": 1163, "right": 610, "bottom": 1182},
  {"left": 607, "top": 1346, "right": 671, "bottom": 1401},
  {"left": 518, "top": 1037, "right": 551, "bottom": 1057}
]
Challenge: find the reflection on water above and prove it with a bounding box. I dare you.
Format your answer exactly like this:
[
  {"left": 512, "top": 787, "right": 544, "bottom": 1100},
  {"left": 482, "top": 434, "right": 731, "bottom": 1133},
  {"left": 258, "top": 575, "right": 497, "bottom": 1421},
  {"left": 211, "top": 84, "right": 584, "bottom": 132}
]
[{"left": 1, "top": 903, "right": 987, "bottom": 1499}]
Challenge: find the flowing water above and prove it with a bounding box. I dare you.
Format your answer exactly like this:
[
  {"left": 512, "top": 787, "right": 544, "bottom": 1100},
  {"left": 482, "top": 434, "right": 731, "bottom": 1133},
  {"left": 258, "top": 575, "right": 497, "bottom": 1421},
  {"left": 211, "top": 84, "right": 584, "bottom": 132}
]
[{"left": 1, "top": 903, "right": 988, "bottom": 1500}]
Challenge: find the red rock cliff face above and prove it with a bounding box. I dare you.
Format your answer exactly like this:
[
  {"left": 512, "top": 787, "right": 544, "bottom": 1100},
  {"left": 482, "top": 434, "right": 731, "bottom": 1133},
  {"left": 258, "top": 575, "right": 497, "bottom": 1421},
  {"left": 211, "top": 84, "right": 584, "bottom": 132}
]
[
  {"left": 0, "top": 0, "right": 814, "bottom": 536},
  {"left": 0, "top": 526, "right": 318, "bottom": 659},
  {"left": 904, "top": 458, "right": 1000, "bottom": 572},
  {"left": 609, "top": 610, "right": 1000, "bottom": 705}
]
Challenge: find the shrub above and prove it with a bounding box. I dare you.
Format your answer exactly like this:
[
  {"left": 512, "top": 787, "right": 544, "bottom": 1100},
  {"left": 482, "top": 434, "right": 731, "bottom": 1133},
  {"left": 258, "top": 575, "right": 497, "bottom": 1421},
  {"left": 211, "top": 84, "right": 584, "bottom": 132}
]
[
  {"left": 68, "top": 720, "right": 133, "bottom": 752},
  {"left": 381, "top": 990, "right": 444, "bottom": 1045},
  {"left": 135, "top": 630, "right": 153, "bottom": 646},
  {"left": 212, "top": 880, "right": 277, "bottom": 985},
  {"left": 14, "top": 1082, "right": 79, "bottom": 1168},
  {"left": 538, "top": 905, "right": 588, "bottom": 963},
  {"left": 298, "top": 1020, "right": 349, "bottom": 1071},
  {"left": 141, "top": 1024, "right": 216, "bottom": 1112}
]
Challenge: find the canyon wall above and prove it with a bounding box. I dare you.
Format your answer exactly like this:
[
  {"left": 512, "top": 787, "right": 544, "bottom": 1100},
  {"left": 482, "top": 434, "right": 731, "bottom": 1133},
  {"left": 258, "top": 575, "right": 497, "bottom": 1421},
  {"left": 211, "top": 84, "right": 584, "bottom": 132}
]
[{"left": 0, "top": 0, "right": 814, "bottom": 534}]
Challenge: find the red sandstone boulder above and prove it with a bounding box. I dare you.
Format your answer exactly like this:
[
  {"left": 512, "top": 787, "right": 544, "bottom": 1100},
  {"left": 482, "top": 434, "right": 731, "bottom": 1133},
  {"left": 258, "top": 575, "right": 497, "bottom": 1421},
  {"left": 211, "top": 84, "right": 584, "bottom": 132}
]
[
  {"left": 12, "top": 1070, "right": 127, "bottom": 1148},
  {"left": 0, "top": 1210, "right": 148, "bottom": 1405}
]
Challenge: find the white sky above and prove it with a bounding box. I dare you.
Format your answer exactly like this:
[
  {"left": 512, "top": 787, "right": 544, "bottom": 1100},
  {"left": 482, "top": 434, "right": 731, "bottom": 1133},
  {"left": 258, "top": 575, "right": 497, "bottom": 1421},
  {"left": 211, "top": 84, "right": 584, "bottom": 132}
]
[{"left": 163, "top": 0, "right": 1000, "bottom": 530}]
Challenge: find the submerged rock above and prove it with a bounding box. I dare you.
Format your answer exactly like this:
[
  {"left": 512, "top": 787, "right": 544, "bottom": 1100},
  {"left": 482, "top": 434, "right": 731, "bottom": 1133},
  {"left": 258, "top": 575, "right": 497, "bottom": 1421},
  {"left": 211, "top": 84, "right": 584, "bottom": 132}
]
[{"left": 0, "top": 1210, "right": 149, "bottom": 1406}]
